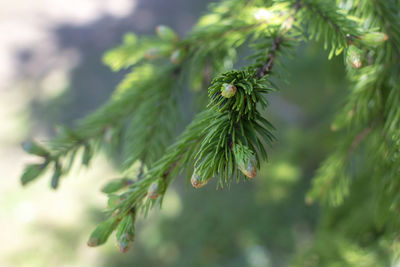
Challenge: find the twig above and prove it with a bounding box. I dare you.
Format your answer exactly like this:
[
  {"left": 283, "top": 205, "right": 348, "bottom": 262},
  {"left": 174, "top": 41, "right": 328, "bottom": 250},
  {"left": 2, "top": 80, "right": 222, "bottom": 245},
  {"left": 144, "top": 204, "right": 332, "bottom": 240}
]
[
  {"left": 349, "top": 122, "right": 376, "bottom": 154},
  {"left": 256, "top": 36, "right": 284, "bottom": 79},
  {"left": 162, "top": 154, "right": 183, "bottom": 181},
  {"left": 137, "top": 160, "right": 146, "bottom": 180}
]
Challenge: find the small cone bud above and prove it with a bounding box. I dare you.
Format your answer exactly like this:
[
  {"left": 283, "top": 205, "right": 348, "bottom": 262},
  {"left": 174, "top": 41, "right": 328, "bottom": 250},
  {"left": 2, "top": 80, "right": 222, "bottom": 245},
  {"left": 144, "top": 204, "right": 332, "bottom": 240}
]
[
  {"left": 116, "top": 213, "right": 135, "bottom": 253},
  {"left": 22, "top": 140, "right": 49, "bottom": 157},
  {"left": 233, "top": 144, "right": 258, "bottom": 179},
  {"left": 170, "top": 48, "right": 185, "bottom": 64},
  {"left": 21, "top": 163, "right": 47, "bottom": 186},
  {"left": 361, "top": 32, "right": 388, "bottom": 46},
  {"left": 221, "top": 83, "right": 237, "bottom": 98},
  {"left": 191, "top": 172, "right": 210, "bottom": 189},
  {"left": 144, "top": 48, "right": 163, "bottom": 60},
  {"left": 346, "top": 45, "right": 362, "bottom": 69},
  {"left": 107, "top": 195, "right": 124, "bottom": 208},
  {"left": 147, "top": 181, "right": 162, "bottom": 199},
  {"left": 87, "top": 238, "right": 99, "bottom": 247},
  {"left": 156, "top": 25, "right": 179, "bottom": 42},
  {"left": 87, "top": 217, "right": 119, "bottom": 247},
  {"left": 118, "top": 233, "right": 133, "bottom": 253},
  {"left": 238, "top": 156, "right": 257, "bottom": 178}
]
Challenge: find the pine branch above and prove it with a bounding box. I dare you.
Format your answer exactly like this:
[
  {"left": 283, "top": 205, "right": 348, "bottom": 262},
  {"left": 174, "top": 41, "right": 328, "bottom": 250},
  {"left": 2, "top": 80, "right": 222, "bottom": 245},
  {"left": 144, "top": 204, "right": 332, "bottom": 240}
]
[
  {"left": 256, "top": 36, "right": 283, "bottom": 78},
  {"left": 306, "top": 0, "right": 398, "bottom": 208},
  {"left": 281, "top": 0, "right": 362, "bottom": 58},
  {"left": 20, "top": 0, "right": 400, "bottom": 257},
  {"left": 98, "top": 8, "right": 299, "bottom": 251}
]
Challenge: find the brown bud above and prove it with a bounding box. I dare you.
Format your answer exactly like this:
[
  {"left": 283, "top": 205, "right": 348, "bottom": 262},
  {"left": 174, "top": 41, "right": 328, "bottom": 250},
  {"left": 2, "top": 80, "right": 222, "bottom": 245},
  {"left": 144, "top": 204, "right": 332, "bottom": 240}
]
[
  {"left": 147, "top": 181, "right": 162, "bottom": 199},
  {"left": 170, "top": 48, "right": 186, "bottom": 64},
  {"left": 346, "top": 45, "right": 362, "bottom": 69},
  {"left": 144, "top": 48, "right": 163, "bottom": 60},
  {"left": 156, "top": 25, "right": 179, "bottom": 42},
  {"left": 87, "top": 217, "right": 119, "bottom": 247},
  {"left": 191, "top": 172, "right": 210, "bottom": 188},
  {"left": 116, "top": 214, "right": 135, "bottom": 253},
  {"left": 238, "top": 158, "right": 257, "bottom": 178},
  {"left": 221, "top": 83, "right": 237, "bottom": 98},
  {"left": 361, "top": 32, "right": 388, "bottom": 46},
  {"left": 107, "top": 195, "right": 124, "bottom": 208},
  {"left": 233, "top": 144, "right": 258, "bottom": 179}
]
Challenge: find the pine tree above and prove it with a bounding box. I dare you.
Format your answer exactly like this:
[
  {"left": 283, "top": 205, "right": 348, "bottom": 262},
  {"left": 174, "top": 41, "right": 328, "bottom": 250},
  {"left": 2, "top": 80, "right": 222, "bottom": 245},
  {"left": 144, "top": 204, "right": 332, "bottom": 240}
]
[{"left": 20, "top": 0, "right": 400, "bottom": 263}]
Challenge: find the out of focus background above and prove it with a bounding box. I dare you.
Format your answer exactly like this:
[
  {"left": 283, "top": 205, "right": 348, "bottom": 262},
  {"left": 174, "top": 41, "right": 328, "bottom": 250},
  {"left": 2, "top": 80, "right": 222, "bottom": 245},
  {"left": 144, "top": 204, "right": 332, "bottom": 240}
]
[{"left": 0, "top": 0, "right": 348, "bottom": 266}]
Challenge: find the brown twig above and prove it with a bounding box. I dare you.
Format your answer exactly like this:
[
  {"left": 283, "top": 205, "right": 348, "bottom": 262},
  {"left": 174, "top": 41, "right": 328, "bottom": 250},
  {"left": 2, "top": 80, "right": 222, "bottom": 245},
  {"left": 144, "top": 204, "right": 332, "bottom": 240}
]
[
  {"left": 162, "top": 155, "right": 183, "bottom": 181},
  {"left": 349, "top": 122, "right": 377, "bottom": 154},
  {"left": 255, "top": 36, "right": 284, "bottom": 79}
]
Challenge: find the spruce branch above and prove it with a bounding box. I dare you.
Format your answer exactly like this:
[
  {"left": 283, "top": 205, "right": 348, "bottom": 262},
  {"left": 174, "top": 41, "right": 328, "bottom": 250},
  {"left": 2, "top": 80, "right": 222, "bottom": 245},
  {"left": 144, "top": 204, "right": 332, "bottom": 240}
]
[
  {"left": 279, "top": 0, "right": 362, "bottom": 58},
  {"left": 19, "top": 0, "right": 400, "bottom": 256},
  {"left": 256, "top": 36, "right": 283, "bottom": 78},
  {"left": 298, "top": 0, "right": 344, "bottom": 38},
  {"left": 98, "top": 11, "right": 299, "bottom": 251},
  {"left": 21, "top": 0, "right": 299, "bottom": 251},
  {"left": 306, "top": 0, "right": 397, "bottom": 208}
]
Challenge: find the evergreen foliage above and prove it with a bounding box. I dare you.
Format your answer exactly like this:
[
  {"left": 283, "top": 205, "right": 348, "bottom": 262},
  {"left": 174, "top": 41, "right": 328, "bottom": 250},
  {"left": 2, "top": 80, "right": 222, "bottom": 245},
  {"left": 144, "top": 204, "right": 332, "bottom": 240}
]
[{"left": 21, "top": 0, "right": 400, "bottom": 263}]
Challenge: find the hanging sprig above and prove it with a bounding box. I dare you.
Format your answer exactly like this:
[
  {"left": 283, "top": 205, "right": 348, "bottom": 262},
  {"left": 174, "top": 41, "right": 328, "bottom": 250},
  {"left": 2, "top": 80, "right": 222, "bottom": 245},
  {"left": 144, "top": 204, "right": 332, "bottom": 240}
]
[
  {"left": 191, "top": 69, "right": 275, "bottom": 186},
  {"left": 233, "top": 143, "right": 258, "bottom": 178}
]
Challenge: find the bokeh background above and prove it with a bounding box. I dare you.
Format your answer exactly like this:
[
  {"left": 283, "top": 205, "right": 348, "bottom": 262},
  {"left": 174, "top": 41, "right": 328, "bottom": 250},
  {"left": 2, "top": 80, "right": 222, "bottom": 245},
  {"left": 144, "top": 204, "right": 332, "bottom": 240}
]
[{"left": 0, "top": 0, "right": 348, "bottom": 266}]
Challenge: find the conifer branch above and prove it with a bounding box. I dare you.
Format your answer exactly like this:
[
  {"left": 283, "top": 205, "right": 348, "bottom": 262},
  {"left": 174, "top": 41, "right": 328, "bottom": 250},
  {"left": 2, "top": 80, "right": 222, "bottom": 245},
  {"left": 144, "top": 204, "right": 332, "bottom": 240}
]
[
  {"left": 19, "top": 0, "right": 400, "bottom": 257},
  {"left": 298, "top": 0, "right": 343, "bottom": 38},
  {"left": 256, "top": 36, "right": 283, "bottom": 78}
]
